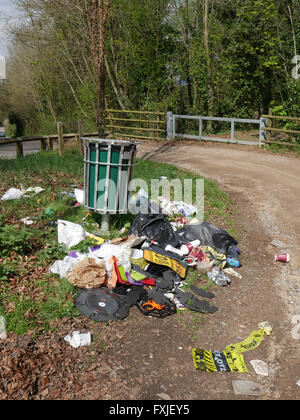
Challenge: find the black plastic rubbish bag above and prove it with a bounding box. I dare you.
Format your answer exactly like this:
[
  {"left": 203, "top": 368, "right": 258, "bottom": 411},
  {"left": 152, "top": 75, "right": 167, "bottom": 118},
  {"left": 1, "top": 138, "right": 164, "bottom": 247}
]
[
  {"left": 176, "top": 221, "right": 238, "bottom": 255},
  {"left": 129, "top": 213, "right": 180, "bottom": 248}
]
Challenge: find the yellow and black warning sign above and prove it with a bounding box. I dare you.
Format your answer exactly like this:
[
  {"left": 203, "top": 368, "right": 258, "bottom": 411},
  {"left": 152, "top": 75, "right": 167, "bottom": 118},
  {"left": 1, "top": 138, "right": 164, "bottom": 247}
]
[{"left": 143, "top": 248, "right": 187, "bottom": 278}]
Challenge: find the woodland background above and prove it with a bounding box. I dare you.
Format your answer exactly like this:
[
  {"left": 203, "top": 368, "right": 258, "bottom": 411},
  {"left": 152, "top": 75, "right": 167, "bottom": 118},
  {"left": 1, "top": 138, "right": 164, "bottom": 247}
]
[{"left": 0, "top": 0, "right": 299, "bottom": 136}]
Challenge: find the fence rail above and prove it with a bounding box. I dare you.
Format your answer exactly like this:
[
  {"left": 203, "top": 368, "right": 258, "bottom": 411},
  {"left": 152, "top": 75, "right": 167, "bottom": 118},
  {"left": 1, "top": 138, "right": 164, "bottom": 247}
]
[
  {"left": 167, "top": 112, "right": 266, "bottom": 146},
  {"left": 105, "top": 109, "right": 166, "bottom": 141},
  {"left": 261, "top": 109, "right": 300, "bottom": 147},
  {"left": 0, "top": 120, "right": 98, "bottom": 157},
  {"left": 2, "top": 110, "right": 299, "bottom": 159}
]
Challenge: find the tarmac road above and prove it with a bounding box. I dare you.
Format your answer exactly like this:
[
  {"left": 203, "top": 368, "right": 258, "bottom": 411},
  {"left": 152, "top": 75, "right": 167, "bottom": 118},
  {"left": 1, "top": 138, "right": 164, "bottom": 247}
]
[{"left": 0, "top": 140, "right": 50, "bottom": 159}]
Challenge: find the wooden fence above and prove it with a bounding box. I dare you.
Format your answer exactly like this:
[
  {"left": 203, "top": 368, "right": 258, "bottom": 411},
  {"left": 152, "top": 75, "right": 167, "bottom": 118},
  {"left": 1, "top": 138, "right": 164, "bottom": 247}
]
[
  {"left": 0, "top": 120, "right": 98, "bottom": 158},
  {"left": 105, "top": 109, "right": 166, "bottom": 141},
  {"left": 261, "top": 109, "right": 300, "bottom": 147},
  {"left": 1, "top": 109, "right": 299, "bottom": 158}
]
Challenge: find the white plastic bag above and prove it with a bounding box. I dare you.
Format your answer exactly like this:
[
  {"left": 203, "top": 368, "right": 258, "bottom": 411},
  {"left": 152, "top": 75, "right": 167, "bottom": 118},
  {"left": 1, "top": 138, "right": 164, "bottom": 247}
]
[
  {"left": 57, "top": 219, "right": 87, "bottom": 250},
  {"left": 90, "top": 243, "right": 132, "bottom": 273},
  {"left": 64, "top": 331, "right": 91, "bottom": 348},
  {"left": 1, "top": 186, "right": 44, "bottom": 201},
  {"left": 1, "top": 188, "right": 24, "bottom": 201},
  {"left": 20, "top": 217, "right": 34, "bottom": 226},
  {"left": 24, "top": 187, "right": 44, "bottom": 194},
  {"left": 50, "top": 255, "right": 85, "bottom": 278}
]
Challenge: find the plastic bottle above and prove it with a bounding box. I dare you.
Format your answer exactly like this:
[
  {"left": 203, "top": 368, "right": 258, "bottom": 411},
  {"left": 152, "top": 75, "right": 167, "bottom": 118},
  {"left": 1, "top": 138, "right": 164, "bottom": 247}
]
[
  {"left": 196, "top": 260, "right": 214, "bottom": 274},
  {"left": 165, "top": 245, "right": 185, "bottom": 257}
]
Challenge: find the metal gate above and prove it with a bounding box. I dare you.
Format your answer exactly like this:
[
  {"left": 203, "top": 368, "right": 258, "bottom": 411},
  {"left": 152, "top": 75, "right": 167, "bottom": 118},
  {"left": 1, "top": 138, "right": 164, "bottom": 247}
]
[{"left": 166, "top": 112, "right": 267, "bottom": 146}]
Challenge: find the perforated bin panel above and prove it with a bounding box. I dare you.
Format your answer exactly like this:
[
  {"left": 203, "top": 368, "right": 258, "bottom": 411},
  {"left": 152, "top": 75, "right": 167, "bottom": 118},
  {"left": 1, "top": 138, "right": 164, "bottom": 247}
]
[{"left": 83, "top": 138, "right": 139, "bottom": 214}]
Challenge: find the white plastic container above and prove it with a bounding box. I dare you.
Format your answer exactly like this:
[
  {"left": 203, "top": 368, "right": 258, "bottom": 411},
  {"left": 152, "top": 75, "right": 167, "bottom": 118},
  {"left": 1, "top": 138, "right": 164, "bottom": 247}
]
[{"left": 180, "top": 240, "right": 200, "bottom": 255}]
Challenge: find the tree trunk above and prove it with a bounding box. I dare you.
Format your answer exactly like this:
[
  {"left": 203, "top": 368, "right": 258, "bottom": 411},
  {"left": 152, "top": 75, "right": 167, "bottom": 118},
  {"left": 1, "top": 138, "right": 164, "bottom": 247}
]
[
  {"left": 88, "top": 0, "right": 111, "bottom": 137},
  {"left": 203, "top": 0, "right": 214, "bottom": 131},
  {"left": 97, "top": 56, "right": 106, "bottom": 136}
]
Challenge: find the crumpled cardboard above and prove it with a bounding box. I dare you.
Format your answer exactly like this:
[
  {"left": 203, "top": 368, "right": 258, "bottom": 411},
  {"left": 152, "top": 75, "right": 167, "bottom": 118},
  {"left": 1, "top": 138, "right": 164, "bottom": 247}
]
[{"left": 66, "top": 257, "right": 106, "bottom": 288}]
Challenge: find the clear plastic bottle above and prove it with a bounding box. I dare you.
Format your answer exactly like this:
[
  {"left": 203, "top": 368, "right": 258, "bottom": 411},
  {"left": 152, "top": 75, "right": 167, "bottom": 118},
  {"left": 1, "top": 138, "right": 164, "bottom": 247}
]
[{"left": 196, "top": 260, "right": 214, "bottom": 274}]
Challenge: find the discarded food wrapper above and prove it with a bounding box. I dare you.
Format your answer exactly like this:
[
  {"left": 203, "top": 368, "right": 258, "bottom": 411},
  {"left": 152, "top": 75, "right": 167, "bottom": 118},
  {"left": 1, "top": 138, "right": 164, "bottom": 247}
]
[
  {"left": 271, "top": 239, "right": 285, "bottom": 248},
  {"left": 64, "top": 331, "right": 91, "bottom": 348},
  {"left": 160, "top": 198, "right": 198, "bottom": 218},
  {"left": 232, "top": 380, "right": 265, "bottom": 396},
  {"left": 109, "top": 234, "right": 146, "bottom": 248},
  {"left": 223, "top": 267, "right": 242, "bottom": 279},
  {"left": 205, "top": 246, "right": 227, "bottom": 269},
  {"left": 250, "top": 359, "right": 269, "bottom": 376},
  {"left": 66, "top": 257, "right": 106, "bottom": 288},
  {"left": 226, "top": 257, "right": 241, "bottom": 268},
  {"left": 207, "top": 266, "right": 231, "bottom": 286},
  {"left": 258, "top": 321, "right": 272, "bottom": 336}
]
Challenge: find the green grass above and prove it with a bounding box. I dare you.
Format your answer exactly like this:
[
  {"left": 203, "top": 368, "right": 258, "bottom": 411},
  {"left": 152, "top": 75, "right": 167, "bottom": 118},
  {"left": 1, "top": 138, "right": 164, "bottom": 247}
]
[
  {"left": 264, "top": 143, "right": 300, "bottom": 157},
  {"left": 0, "top": 146, "right": 235, "bottom": 336},
  {"left": 0, "top": 276, "right": 79, "bottom": 336}
]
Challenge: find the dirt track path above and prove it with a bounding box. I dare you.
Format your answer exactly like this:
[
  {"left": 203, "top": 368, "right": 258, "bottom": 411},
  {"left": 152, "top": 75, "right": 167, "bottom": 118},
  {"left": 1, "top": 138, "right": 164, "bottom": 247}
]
[
  {"left": 2, "top": 140, "right": 299, "bottom": 401},
  {"left": 136, "top": 141, "right": 300, "bottom": 400}
]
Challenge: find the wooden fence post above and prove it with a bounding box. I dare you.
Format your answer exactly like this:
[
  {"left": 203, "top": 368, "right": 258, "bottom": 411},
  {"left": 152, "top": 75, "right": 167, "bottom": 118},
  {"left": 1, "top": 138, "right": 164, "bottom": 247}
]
[
  {"left": 57, "top": 122, "right": 64, "bottom": 156},
  {"left": 46, "top": 136, "right": 53, "bottom": 150},
  {"left": 16, "top": 140, "right": 23, "bottom": 158},
  {"left": 40, "top": 138, "right": 47, "bottom": 151},
  {"left": 78, "top": 120, "right": 83, "bottom": 156}
]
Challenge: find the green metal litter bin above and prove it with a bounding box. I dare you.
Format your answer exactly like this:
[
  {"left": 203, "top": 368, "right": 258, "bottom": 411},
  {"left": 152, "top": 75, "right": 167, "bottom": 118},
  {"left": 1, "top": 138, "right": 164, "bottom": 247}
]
[{"left": 83, "top": 138, "right": 140, "bottom": 215}]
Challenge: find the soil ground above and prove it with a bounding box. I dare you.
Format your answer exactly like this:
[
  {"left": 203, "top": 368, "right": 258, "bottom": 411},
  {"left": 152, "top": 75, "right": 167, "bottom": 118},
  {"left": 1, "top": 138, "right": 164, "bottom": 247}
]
[{"left": 1, "top": 140, "right": 299, "bottom": 401}]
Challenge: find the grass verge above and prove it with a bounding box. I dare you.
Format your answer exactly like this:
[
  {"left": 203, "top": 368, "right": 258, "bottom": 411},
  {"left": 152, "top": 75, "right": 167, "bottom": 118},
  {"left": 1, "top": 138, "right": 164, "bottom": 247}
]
[{"left": 0, "top": 146, "right": 235, "bottom": 335}]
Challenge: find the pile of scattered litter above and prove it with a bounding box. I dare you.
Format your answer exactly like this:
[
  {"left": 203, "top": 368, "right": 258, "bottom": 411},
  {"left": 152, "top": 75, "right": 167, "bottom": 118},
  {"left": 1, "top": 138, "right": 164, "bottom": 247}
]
[{"left": 48, "top": 190, "right": 242, "bottom": 323}]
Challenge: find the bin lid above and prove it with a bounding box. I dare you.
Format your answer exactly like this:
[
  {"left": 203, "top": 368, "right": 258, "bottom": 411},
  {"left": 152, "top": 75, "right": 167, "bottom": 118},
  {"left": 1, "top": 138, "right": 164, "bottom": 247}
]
[{"left": 82, "top": 137, "right": 140, "bottom": 147}]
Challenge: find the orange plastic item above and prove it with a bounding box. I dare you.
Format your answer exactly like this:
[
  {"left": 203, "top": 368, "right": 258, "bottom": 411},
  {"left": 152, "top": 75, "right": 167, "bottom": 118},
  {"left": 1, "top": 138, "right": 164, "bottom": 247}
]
[{"left": 141, "top": 299, "right": 166, "bottom": 311}]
